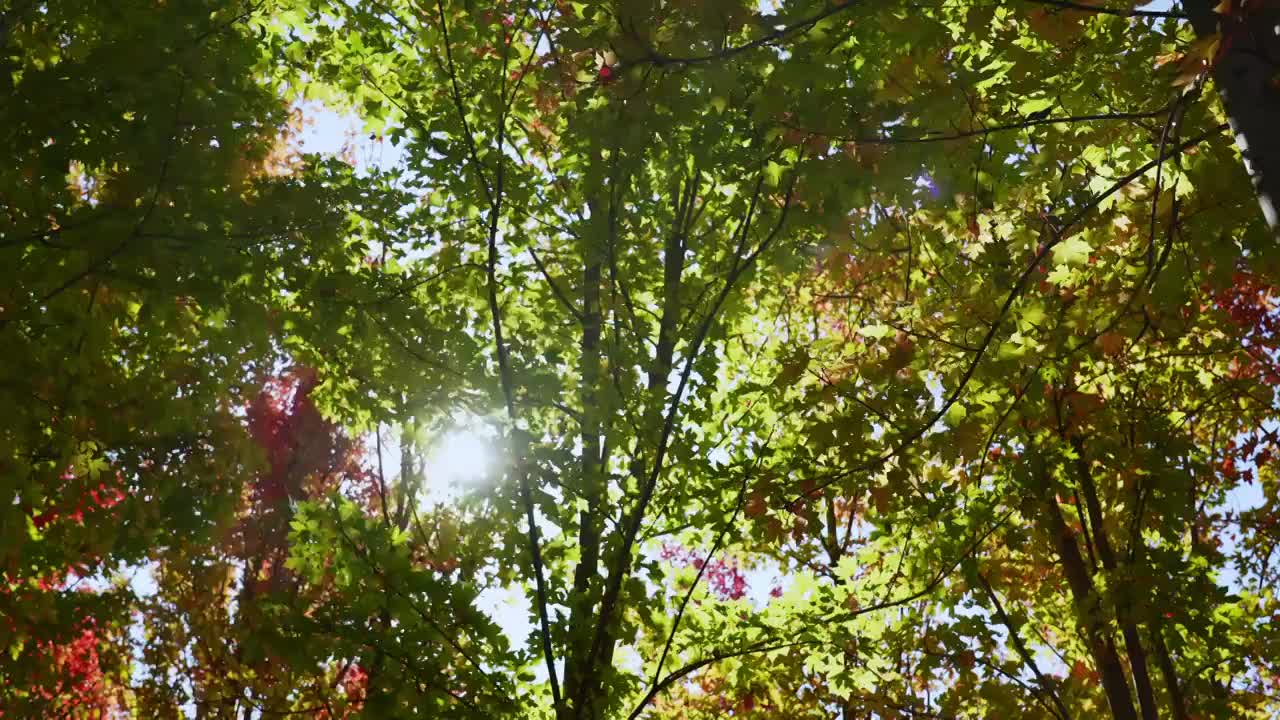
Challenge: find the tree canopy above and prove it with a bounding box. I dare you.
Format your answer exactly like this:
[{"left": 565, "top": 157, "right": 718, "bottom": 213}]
[{"left": 3, "top": 0, "right": 1280, "bottom": 718}]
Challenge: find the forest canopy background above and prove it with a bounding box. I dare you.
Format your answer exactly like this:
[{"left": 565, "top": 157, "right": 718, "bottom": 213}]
[{"left": 2, "top": 0, "right": 1280, "bottom": 718}]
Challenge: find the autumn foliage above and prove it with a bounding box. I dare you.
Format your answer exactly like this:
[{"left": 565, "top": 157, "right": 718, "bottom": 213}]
[{"left": 4, "top": 0, "right": 1280, "bottom": 718}]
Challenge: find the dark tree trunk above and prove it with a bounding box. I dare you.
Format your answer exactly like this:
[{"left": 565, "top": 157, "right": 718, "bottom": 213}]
[
  {"left": 1042, "top": 496, "right": 1139, "bottom": 720},
  {"left": 562, "top": 212, "right": 605, "bottom": 720},
  {"left": 1150, "top": 620, "right": 1191, "bottom": 720},
  {"left": 1071, "top": 443, "right": 1160, "bottom": 720},
  {"left": 1184, "top": 0, "right": 1280, "bottom": 234}
]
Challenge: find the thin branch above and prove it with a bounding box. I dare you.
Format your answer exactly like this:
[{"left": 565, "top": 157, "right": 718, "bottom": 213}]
[
  {"left": 1018, "top": 0, "right": 1187, "bottom": 19},
  {"left": 432, "top": 0, "right": 494, "bottom": 208},
  {"left": 630, "top": 639, "right": 817, "bottom": 719},
  {"left": 650, "top": 450, "right": 765, "bottom": 689},
  {"left": 529, "top": 244, "right": 585, "bottom": 321},
  {"left": 1048, "top": 122, "right": 1228, "bottom": 362},
  {"left": 432, "top": 0, "right": 562, "bottom": 702},
  {"left": 631, "top": 508, "right": 1013, "bottom": 718},
  {"left": 620, "top": 2, "right": 857, "bottom": 70},
  {"left": 375, "top": 426, "right": 392, "bottom": 530},
  {"left": 355, "top": 262, "right": 486, "bottom": 307},
  {"left": 330, "top": 512, "right": 505, "bottom": 697},
  {"left": 788, "top": 108, "right": 1167, "bottom": 146},
  {"left": 975, "top": 571, "right": 1072, "bottom": 720},
  {"left": 579, "top": 170, "right": 799, "bottom": 715},
  {"left": 8, "top": 75, "right": 187, "bottom": 326}
]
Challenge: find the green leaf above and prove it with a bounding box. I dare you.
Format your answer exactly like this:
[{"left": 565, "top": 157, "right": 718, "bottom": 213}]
[{"left": 1051, "top": 236, "right": 1092, "bottom": 266}]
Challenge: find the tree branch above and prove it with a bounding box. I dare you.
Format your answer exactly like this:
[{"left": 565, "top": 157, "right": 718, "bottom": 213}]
[
  {"left": 578, "top": 169, "right": 799, "bottom": 716},
  {"left": 432, "top": 0, "right": 561, "bottom": 702},
  {"left": 1018, "top": 0, "right": 1186, "bottom": 19},
  {"left": 620, "top": 2, "right": 858, "bottom": 70},
  {"left": 649, "top": 451, "right": 764, "bottom": 690},
  {"left": 789, "top": 109, "right": 1167, "bottom": 146},
  {"left": 975, "top": 570, "right": 1072, "bottom": 720},
  {"left": 795, "top": 122, "right": 1230, "bottom": 504},
  {"left": 529, "top": 244, "right": 585, "bottom": 321},
  {"left": 630, "top": 507, "right": 1013, "bottom": 718}
]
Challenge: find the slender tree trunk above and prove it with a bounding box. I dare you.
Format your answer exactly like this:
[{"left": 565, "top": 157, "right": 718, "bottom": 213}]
[
  {"left": 646, "top": 182, "right": 690, "bottom": 395},
  {"left": 824, "top": 491, "right": 843, "bottom": 565},
  {"left": 1150, "top": 619, "right": 1191, "bottom": 720},
  {"left": 1041, "top": 494, "right": 1139, "bottom": 720},
  {"left": 1184, "top": 0, "right": 1280, "bottom": 234},
  {"left": 393, "top": 418, "right": 419, "bottom": 531},
  {"left": 1071, "top": 442, "right": 1160, "bottom": 720},
  {"left": 561, "top": 219, "right": 604, "bottom": 720},
  {"left": 1119, "top": 616, "right": 1159, "bottom": 720},
  {"left": 572, "top": 176, "right": 693, "bottom": 719}
]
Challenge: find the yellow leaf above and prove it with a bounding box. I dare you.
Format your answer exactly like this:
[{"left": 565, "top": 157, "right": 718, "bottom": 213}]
[
  {"left": 1172, "top": 33, "right": 1219, "bottom": 86},
  {"left": 1186, "top": 33, "right": 1221, "bottom": 63}
]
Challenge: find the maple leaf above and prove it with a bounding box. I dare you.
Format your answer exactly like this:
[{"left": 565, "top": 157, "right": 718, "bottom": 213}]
[{"left": 1051, "top": 236, "right": 1092, "bottom": 267}]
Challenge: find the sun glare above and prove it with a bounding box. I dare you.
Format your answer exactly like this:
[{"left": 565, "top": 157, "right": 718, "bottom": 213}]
[{"left": 423, "top": 420, "right": 497, "bottom": 498}]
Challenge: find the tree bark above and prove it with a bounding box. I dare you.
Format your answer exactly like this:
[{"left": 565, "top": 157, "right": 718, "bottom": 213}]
[
  {"left": 574, "top": 175, "right": 694, "bottom": 719},
  {"left": 1071, "top": 442, "right": 1160, "bottom": 720},
  {"left": 1041, "top": 494, "right": 1139, "bottom": 720},
  {"left": 1184, "top": 0, "right": 1280, "bottom": 234},
  {"left": 561, "top": 213, "right": 604, "bottom": 720},
  {"left": 1150, "top": 619, "right": 1191, "bottom": 720}
]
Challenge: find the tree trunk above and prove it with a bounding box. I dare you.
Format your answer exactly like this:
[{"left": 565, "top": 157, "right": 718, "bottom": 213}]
[
  {"left": 1071, "top": 442, "right": 1160, "bottom": 720},
  {"left": 561, "top": 216, "right": 605, "bottom": 720},
  {"left": 1042, "top": 495, "right": 1139, "bottom": 720},
  {"left": 569, "top": 176, "right": 695, "bottom": 720},
  {"left": 1184, "top": 0, "right": 1280, "bottom": 234},
  {"left": 1150, "top": 619, "right": 1191, "bottom": 720}
]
